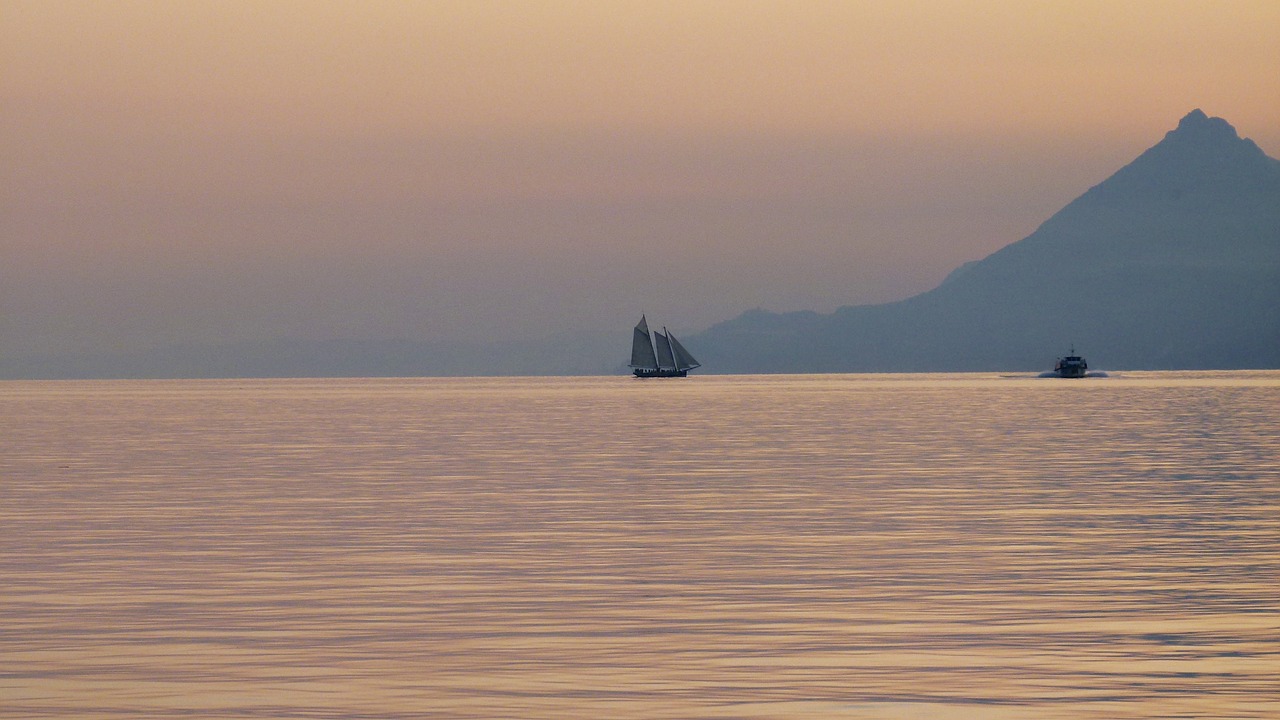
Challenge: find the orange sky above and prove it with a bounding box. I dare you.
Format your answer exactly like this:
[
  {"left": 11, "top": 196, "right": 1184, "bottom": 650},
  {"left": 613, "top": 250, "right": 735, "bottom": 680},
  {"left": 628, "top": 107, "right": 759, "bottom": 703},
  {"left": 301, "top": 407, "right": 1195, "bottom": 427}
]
[
  {"left": 9, "top": 2, "right": 1276, "bottom": 135},
  {"left": 2, "top": 1, "right": 1278, "bottom": 364}
]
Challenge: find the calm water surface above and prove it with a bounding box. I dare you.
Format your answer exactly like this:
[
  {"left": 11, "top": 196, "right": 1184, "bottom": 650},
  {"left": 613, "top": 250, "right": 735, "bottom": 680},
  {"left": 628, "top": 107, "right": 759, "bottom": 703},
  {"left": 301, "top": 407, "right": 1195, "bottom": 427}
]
[{"left": 2, "top": 372, "right": 1278, "bottom": 719}]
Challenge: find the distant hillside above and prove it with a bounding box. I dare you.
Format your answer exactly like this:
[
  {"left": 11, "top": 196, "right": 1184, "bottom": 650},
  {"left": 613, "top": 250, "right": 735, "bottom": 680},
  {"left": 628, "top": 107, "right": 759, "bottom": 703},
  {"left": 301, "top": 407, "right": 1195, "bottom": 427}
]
[{"left": 690, "top": 110, "right": 1280, "bottom": 372}]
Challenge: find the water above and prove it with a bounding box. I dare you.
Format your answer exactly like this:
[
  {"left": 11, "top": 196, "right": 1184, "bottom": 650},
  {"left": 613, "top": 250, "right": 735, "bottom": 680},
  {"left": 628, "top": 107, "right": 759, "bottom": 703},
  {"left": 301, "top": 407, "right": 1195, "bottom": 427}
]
[{"left": 2, "top": 372, "right": 1278, "bottom": 719}]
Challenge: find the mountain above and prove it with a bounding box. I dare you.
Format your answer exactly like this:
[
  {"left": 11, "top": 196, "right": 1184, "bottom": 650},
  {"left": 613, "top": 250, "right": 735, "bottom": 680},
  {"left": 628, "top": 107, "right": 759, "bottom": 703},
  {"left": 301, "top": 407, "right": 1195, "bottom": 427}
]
[{"left": 689, "top": 110, "right": 1280, "bottom": 372}]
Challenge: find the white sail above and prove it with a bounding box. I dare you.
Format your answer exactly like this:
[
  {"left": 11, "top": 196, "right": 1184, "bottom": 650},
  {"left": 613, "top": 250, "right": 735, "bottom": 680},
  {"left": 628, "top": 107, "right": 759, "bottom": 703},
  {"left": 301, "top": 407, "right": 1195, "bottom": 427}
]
[
  {"left": 668, "top": 332, "right": 701, "bottom": 371},
  {"left": 654, "top": 330, "right": 677, "bottom": 370},
  {"left": 629, "top": 316, "right": 658, "bottom": 369}
]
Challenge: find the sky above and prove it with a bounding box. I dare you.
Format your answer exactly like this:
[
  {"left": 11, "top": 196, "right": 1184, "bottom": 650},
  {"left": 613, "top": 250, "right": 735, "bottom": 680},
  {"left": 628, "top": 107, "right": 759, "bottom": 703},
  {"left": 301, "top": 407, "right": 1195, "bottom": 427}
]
[{"left": 3, "top": 1, "right": 1278, "bottom": 369}]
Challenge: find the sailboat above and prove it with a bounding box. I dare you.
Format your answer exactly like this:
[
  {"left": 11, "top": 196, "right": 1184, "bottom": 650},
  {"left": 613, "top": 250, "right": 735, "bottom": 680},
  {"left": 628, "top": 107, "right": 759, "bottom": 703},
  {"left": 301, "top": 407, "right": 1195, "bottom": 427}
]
[{"left": 629, "top": 315, "right": 701, "bottom": 377}]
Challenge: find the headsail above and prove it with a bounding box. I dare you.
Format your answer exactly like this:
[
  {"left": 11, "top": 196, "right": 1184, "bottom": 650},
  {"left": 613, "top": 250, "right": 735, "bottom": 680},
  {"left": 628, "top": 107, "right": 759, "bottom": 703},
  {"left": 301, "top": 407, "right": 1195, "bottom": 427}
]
[
  {"left": 668, "top": 332, "right": 701, "bottom": 371},
  {"left": 629, "top": 315, "right": 659, "bottom": 370},
  {"left": 654, "top": 330, "right": 677, "bottom": 370}
]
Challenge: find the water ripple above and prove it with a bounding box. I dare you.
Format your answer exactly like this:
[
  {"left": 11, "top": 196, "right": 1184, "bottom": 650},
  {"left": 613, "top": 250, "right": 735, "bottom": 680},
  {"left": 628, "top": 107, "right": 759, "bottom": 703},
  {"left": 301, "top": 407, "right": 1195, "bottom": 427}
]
[{"left": 2, "top": 372, "right": 1278, "bottom": 719}]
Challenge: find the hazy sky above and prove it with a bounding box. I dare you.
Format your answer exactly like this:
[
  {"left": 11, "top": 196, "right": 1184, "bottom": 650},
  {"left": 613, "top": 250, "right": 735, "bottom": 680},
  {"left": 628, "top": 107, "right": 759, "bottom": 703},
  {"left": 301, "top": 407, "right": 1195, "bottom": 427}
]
[{"left": 3, "top": 1, "right": 1278, "bottom": 360}]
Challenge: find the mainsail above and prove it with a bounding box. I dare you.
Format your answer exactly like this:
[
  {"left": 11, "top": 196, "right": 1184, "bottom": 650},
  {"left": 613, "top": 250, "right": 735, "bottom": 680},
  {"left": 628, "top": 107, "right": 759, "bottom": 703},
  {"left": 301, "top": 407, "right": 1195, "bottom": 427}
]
[
  {"left": 654, "top": 330, "right": 677, "bottom": 370},
  {"left": 630, "top": 315, "right": 659, "bottom": 370}
]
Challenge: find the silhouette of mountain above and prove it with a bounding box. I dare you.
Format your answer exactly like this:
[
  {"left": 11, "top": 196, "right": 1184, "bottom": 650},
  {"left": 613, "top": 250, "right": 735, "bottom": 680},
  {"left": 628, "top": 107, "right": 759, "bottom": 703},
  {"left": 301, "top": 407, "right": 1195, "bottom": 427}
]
[{"left": 690, "top": 110, "right": 1280, "bottom": 372}]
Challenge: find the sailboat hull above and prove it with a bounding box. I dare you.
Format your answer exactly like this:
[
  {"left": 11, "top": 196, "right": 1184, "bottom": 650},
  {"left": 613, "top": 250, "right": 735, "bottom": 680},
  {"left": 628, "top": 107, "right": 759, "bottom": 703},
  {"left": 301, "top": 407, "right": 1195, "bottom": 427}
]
[{"left": 633, "top": 368, "right": 688, "bottom": 378}]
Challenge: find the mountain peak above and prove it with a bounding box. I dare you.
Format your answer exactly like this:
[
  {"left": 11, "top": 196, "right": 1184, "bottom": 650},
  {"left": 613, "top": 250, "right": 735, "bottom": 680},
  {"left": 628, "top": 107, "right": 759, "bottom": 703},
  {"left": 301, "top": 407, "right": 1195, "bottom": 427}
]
[
  {"left": 1087, "top": 109, "right": 1275, "bottom": 199},
  {"left": 1166, "top": 108, "right": 1241, "bottom": 143}
]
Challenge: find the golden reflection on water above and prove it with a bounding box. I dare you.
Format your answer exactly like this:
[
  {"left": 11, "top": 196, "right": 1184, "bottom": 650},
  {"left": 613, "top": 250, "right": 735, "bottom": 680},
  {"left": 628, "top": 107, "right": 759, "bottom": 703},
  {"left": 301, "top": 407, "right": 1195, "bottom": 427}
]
[{"left": 2, "top": 372, "right": 1278, "bottom": 719}]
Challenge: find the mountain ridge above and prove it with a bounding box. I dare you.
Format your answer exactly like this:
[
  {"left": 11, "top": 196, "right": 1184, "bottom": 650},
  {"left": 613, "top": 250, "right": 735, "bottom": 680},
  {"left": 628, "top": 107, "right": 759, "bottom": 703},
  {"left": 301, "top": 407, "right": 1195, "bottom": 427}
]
[{"left": 690, "top": 110, "right": 1280, "bottom": 372}]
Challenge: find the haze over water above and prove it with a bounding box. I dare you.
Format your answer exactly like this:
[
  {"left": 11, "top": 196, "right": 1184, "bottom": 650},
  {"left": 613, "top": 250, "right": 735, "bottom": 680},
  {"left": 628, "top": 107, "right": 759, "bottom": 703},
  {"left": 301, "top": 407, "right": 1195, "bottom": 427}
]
[{"left": 2, "top": 372, "right": 1278, "bottom": 719}]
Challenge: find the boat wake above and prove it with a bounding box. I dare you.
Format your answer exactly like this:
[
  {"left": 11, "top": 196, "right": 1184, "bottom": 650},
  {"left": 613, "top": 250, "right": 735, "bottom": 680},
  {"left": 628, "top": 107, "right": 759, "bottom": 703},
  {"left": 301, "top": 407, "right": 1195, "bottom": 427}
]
[{"left": 1035, "top": 370, "right": 1111, "bottom": 378}]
